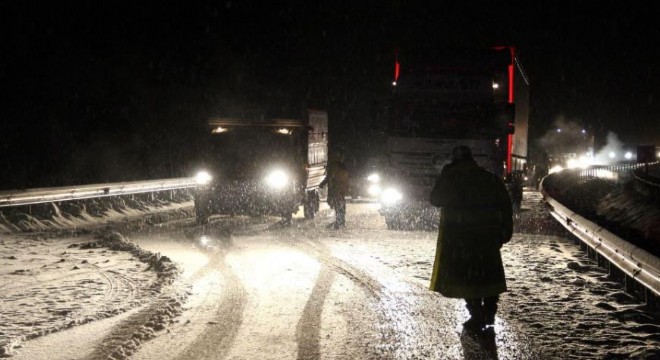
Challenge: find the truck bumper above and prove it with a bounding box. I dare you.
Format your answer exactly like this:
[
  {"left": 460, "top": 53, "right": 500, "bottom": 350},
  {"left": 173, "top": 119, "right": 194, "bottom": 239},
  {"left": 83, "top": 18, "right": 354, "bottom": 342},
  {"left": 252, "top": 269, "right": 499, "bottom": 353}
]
[
  {"left": 195, "top": 182, "right": 297, "bottom": 217},
  {"left": 379, "top": 200, "right": 440, "bottom": 228}
]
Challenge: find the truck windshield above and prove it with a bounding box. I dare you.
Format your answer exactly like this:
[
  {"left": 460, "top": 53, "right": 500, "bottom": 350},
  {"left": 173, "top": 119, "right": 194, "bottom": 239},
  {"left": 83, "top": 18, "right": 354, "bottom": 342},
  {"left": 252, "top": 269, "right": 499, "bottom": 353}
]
[
  {"left": 382, "top": 98, "right": 503, "bottom": 139},
  {"left": 209, "top": 127, "right": 298, "bottom": 176}
]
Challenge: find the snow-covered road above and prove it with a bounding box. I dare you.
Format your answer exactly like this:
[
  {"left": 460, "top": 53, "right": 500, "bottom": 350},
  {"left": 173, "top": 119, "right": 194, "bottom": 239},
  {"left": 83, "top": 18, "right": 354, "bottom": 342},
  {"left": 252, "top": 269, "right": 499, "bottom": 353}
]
[{"left": 2, "top": 190, "right": 660, "bottom": 359}]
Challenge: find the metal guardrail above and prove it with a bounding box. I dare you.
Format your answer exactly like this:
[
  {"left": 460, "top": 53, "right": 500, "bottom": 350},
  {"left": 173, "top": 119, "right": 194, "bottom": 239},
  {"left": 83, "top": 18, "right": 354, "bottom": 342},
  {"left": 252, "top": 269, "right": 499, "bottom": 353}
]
[
  {"left": 541, "top": 173, "right": 660, "bottom": 298},
  {"left": 0, "top": 178, "right": 197, "bottom": 208},
  {"left": 632, "top": 163, "right": 660, "bottom": 203}
]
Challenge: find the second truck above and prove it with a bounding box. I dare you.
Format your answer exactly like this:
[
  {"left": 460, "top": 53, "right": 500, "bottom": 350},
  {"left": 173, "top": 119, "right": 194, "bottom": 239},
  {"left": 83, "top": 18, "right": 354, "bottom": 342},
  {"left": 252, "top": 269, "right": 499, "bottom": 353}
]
[{"left": 369, "top": 46, "right": 530, "bottom": 229}]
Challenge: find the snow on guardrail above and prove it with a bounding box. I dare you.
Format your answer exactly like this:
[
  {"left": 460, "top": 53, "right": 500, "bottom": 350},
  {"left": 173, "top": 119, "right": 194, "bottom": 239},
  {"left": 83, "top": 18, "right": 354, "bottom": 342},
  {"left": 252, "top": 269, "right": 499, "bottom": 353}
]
[
  {"left": 0, "top": 178, "right": 197, "bottom": 208},
  {"left": 540, "top": 173, "right": 660, "bottom": 297}
]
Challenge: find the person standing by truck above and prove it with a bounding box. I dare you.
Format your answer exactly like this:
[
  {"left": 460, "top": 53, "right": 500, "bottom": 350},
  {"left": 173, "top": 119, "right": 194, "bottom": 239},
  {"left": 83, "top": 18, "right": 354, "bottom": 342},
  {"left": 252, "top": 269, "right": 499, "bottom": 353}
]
[
  {"left": 429, "top": 145, "right": 513, "bottom": 332},
  {"left": 320, "top": 152, "right": 350, "bottom": 229}
]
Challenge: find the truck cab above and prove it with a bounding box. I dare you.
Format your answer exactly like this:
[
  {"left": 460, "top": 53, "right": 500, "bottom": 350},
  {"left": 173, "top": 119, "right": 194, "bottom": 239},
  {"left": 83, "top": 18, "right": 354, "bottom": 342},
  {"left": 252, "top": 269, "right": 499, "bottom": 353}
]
[
  {"left": 369, "top": 47, "right": 529, "bottom": 229},
  {"left": 193, "top": 109, "right": 328, "bottom": 225}
]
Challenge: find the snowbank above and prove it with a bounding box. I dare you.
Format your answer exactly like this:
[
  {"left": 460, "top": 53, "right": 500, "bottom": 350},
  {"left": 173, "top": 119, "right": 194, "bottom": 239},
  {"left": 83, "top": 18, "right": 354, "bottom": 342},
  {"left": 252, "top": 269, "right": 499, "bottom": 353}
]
[{"left": 0, "top": 192, "right": 194, "bottom": 358}]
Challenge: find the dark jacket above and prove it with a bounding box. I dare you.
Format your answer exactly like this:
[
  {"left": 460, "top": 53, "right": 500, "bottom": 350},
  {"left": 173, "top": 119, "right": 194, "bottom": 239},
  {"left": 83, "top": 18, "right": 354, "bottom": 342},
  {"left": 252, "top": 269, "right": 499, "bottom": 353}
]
[
  {"left": 428, "top": 159, "right": 513, "bottom": 298},
  {"left": 320, "top": 160, "right": 350, "bottom": 208}
]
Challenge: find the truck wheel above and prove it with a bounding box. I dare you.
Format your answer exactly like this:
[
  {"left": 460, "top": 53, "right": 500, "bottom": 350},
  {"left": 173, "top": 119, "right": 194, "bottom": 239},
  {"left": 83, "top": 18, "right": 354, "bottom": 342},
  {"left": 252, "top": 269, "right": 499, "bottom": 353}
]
[
  {"left": 304, "top": 191, "right": 319, "bottom": 219},
  {"left": 281, "top": 211, "right": 293, "bottom": 226},
  {"left": 385, "top": 215, "right": 401, "bottom": 230},
  {"left": 195, "top": 207, "right": 209, "bottom": 225},
  {"left": 194, "top": 196, "right": 210, "bottom": 225}
]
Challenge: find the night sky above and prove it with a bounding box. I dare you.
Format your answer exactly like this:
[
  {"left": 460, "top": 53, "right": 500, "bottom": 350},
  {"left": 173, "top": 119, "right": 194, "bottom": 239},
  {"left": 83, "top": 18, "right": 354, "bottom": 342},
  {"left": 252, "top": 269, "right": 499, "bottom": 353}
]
[{"left": 2, "top": 2, "right": 659, "bottom": 189}]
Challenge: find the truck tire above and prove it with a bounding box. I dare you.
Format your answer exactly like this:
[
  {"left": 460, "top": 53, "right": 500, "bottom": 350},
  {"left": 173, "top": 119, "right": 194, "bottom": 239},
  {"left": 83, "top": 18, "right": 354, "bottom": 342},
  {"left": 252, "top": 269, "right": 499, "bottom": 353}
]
[
  {"left": 193, "top": 195, "right": 210, "bottom": 225},
  {"left": 195, "top": 206, "right": 209, "bottom": 225},
  {"left": 281, "top": 211, "right": 293, "bottom": 226},
  {"left": 384, "top": 214, "right": 401, "bottom": 230},
  {"left": 304, "top": 190, "right": 319, "bottom": 219}
]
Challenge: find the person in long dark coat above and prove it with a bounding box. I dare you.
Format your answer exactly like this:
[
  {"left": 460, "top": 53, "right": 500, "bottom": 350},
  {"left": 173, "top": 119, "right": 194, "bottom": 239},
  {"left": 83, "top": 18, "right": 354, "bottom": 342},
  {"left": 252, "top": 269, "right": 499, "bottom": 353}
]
[{"left": 429, "top": 145, "right": 513, "bottom": 332}]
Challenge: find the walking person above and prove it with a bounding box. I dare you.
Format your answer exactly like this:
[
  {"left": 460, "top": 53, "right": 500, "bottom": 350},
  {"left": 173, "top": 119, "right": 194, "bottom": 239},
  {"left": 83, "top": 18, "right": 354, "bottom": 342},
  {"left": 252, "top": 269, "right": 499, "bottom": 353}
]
[
  {"left": 320, "top": 152, "right": 350, "bottom": 229},
  {"left": 429, "top": 145, "right": 513, "bottom": 332}
]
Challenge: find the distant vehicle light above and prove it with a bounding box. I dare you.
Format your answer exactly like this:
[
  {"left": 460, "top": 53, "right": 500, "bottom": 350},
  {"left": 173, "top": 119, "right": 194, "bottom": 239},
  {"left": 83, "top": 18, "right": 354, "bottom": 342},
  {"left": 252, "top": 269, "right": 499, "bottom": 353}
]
[
  {"left": 380, "top": 187, "right": 403, "bottom": 205},
  {"left": 265, "top": 169, "right": 289, "bottom": 189},
  {"left": 556, "top": 128, "right": 561, "bottom": 133},
  {"left": 195, "top": 171, "right": 212, "bottom": 185},
  {"left": 549, "top": 165, "right": 564, "bottom": 174},
  {"left": 492, "top": 82, "right": 499, "bottom": 89},
  {"left": 624, "top": 152, "right": 633, "bottom": 160},
  {"left": 367, "top": 184, "right": 382, "bottom": 197},
  {"left": 596, "top": 169, "right": 616, "bottom": 180},
  {"left": 566, "top": 156, "right": 591, "bottom": 169},
  {"left": 608, "top": 152, "right": 616, "bottom": 159},
  {"left": 392, "top": 81, "right": 397, "bottom": 86},
  {"left": 367, "top": 173, "right": 380, "bottom": 183},
  {"left": 276, "top": 128, "right": 291, "bottom": 135},
  {"left": 211, "top": 126, "right": 229, "bottom": 134}
]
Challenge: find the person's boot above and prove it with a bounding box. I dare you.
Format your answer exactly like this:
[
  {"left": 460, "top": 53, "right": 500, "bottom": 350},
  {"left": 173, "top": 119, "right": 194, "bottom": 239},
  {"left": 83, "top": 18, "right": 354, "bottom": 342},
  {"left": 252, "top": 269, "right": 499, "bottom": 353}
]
[
  {"left": 464, "top": 299, "right": 485, "bottom": 332},
  {"left": 484, "top": 313, "right": 496, "bottom": 326},
  {"left": 483, "top": 296, "right": 498, "bottom": 326},
  {"left": 463, "top": 317, "right": 485, "bottom": 332}
]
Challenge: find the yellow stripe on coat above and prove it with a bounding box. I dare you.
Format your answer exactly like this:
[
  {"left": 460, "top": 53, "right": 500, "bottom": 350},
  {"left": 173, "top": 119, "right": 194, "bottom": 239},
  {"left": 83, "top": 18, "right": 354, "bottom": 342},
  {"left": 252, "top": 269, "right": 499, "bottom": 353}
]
[{"left": 429, "top": 215, "right": 444, "bottom": 291}]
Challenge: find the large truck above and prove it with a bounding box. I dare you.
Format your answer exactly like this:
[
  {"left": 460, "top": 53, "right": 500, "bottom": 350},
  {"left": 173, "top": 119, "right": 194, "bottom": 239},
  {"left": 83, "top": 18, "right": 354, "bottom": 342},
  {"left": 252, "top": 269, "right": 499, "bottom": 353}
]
[
  {"left": 370, "top": 47, "right": 530, "bottom": 229},
  {"left": 192, "top": 109, "right": 328, "bottom": 225}
]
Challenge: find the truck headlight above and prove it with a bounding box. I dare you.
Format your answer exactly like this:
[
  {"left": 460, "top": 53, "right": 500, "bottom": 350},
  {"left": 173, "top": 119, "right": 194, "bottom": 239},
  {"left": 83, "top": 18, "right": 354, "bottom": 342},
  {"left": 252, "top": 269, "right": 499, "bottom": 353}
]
[
  {"left": 367, "top": 184, "right": 382, "bottom": 197},
  {"left": 265, "top": 169, "right": 289, "bottom": 189},
  {"left": 195, "top": 171, "right": 212, "bottom": 185},
  {"left": 367, "top": 173, "right": 380, "bottom": 183},
  {"left": 380, "top": 187, "right": 403, "bottom": 205}
]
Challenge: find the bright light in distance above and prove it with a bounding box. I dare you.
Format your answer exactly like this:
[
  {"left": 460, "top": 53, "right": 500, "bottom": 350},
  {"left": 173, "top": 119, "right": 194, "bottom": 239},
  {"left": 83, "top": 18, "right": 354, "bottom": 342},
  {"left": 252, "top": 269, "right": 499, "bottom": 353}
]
[
  {"left": 657, "top": 152, "right": 660, "bottom": 158},
  {"left": 195, "top": 171, "right": 212, "bottom": 185},
  {"left": 556, "top": 128, "right": 561, "bottom": 133},
  {"left": 276, "top": 128, "right": 291, "bottom": 135},
  {"left": 380, "top": 187, "right": 403, "bottom": 205},
  {"left": 492, "top": 82, "right": 499, "bottom": 89},
  {"left": 549, "top": 165, "right": 564, "bottom": 174},
  {"left": 367, "top": 173, "right": 380, "bottom": 183},
  {"left": 624, "top": 152, "right": 633, "bottom": 160},
  {"left": 211, "top": 126, "right": 229, "bottom": 134},
  {"left": 609, "top": 152, "right": 616, "bottom": 159},
  {"left": 596, "top": 169, "right": 616, "bottom": 180},
  {"left": 367, "top": 184, "right": 382, "bottom": 197},
  {"left": 265, "top": 169, "right": 289, "bottom": 189},
  {"left": 581, "top": 129, "right": 587, "bottom": 134},
  {"left": 566, "top": 156, "right": 591, "bottom": 169},
  {"left": 392, "top": 81, "right": 397, "bottom": 86},
  {"left": 566, "top": 159, "right": 579, "bottom": 169}
]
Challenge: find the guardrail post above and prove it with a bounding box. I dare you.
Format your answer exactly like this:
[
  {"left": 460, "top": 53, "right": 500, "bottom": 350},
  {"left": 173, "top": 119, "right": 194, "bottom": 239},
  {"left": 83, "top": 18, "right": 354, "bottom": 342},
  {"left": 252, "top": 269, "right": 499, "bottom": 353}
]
[{"left": 647, "top": 290, "right": 659, "bottom": 310}]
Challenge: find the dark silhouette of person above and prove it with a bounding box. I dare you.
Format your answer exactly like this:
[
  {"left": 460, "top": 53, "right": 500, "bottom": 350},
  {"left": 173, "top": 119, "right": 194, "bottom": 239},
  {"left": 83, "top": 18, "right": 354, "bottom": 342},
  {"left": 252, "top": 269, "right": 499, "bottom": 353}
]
[
  {"left": 429, "top": 145, "right": 513, "bottom": 332},
  {"left": 320, "top": 152, "right": 350, "bottom": 229}
]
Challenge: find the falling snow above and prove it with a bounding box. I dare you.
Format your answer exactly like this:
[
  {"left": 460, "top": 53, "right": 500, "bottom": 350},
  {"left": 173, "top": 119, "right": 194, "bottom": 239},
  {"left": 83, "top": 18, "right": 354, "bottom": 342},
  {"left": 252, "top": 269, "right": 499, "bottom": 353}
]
[{"left": 1, "top": 190, "right": 659, "bottom": 359}]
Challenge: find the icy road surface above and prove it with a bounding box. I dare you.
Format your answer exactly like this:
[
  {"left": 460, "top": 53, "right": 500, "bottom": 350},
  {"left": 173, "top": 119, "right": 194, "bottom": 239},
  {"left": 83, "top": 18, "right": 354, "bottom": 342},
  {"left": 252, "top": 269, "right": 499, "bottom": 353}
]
[{"left": 4, "top": 190, "right": 660, "bottom": 359}]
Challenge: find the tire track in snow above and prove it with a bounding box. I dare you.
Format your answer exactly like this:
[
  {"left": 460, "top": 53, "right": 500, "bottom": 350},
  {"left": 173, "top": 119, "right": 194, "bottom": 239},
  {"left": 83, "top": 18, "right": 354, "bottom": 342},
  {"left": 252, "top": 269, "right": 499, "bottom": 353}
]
[
  {"left": 292, "top": 239, "right": 402, "bottom": 360},
  {"left": 283, "top": 215, "right": 541, "bottom": 359},
  {"left": 172, "top": 249, "right": 246, "bottom": 360},
  {"left": 294, "top": 263, "right": 335, "bottom": 360},
  {"left": 85, "top": 245, "right": 246, "bottom": 360}
]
